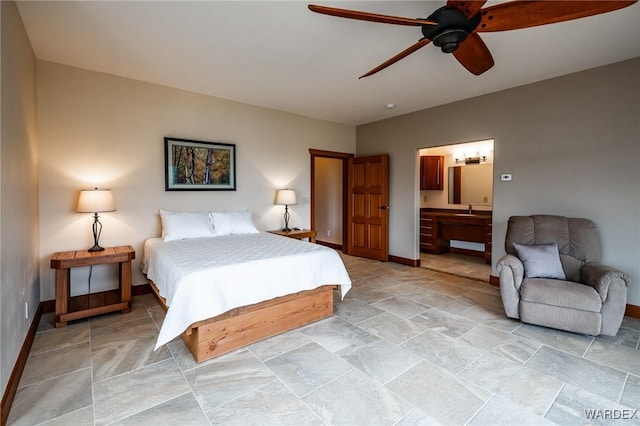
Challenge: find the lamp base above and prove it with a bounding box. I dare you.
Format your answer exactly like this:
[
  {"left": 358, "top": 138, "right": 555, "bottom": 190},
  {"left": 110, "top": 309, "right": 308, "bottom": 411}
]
[
  {"left": 282, "top": 205, "right": 292, "bottom": 233},
  {"left": 89, "top": 213, "right": 105, "bottom": 252}
]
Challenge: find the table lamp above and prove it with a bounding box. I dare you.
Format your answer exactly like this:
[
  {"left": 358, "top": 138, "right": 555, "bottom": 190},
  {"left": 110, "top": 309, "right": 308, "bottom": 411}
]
[
  {"left": 275, "top": 189, "right": 297, "bottom": 232},
  {"left": 77, "top": 188, "right": 116, "bottom": 252}
]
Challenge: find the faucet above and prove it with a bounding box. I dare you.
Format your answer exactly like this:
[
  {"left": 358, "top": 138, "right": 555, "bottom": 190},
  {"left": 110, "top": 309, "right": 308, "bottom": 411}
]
[{"left": 468, "top": 204, "right": 472, "bottom": 214}]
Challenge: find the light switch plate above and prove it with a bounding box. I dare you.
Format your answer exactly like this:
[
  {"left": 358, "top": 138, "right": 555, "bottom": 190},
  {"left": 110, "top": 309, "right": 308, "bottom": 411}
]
[{"left": 500, "top": 173, "right": 512, "bottom": 182}]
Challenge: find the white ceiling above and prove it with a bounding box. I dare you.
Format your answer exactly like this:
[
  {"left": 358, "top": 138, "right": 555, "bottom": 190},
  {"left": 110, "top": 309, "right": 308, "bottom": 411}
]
[{"left": 16, "top": 1, "right": 640, "bottom": 126}]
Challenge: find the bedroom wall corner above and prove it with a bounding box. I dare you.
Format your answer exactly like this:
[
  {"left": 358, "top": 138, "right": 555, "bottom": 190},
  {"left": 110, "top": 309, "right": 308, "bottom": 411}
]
[
  {"left": 36, "top": 61, "right": 355, "bottom": 302},
  {"left": 1, "top": 0, "right": 40, "bottom": 399}
]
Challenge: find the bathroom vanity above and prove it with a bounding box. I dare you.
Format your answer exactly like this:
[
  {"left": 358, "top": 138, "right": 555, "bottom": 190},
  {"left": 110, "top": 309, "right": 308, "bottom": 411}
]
[{"left": 420, "top": 209, "right": 492, "bottom": 263}]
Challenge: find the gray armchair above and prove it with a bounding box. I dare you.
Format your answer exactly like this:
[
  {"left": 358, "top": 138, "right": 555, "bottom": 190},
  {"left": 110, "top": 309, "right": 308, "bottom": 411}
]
[{"left": 497, "top": 215, "right": 629, "bottom": 336}]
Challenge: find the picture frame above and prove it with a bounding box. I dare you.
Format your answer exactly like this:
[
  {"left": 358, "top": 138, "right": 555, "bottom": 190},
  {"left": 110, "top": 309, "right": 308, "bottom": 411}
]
[{"left": 164, "top": 137, "right": 236, "bottom": 191}]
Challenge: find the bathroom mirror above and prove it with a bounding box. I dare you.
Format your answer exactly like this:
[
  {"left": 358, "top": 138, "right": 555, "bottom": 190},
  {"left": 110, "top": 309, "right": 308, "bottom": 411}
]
[{"left": 448, "top": 164, "right": 493, "bottom": 206}]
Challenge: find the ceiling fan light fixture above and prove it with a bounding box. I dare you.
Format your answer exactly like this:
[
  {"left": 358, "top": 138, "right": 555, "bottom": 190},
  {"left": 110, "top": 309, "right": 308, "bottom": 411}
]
[
  {"left": 432, "top": 28, "right": 468, "bottom": 53},
  {"left": 421, "top": 6, "right": 480, "bottom": 54}
]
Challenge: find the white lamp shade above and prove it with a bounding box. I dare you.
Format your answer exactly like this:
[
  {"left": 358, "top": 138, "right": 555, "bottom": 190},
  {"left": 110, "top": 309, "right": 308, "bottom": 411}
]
[
  {"left": 275, "top": 189, "right": 297, "bottom": 206},
  {"left": 77, "top": 189, "right": 116, "bottom": 213}
]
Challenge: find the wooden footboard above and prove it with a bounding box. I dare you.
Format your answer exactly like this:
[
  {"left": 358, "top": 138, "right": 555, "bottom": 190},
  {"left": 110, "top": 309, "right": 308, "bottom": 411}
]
[{"left": 148, "top": 280, "right": 336, "bottom": 363}]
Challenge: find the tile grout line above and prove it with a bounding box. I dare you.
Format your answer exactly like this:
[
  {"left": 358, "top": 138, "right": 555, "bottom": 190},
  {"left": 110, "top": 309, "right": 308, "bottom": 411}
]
[
  {"left": 580, "top": 335, "right": 596, "bottom": 358},
  {"left": 94, "top": 305, "right": 194, "bottom": 425},
  {"left": 296, "top": 367, "right": 354, "bottom": 425},
  {"left": 464, "top": 394, "right": 496, "bottom": 426},
  {"left": 521, "top": 341, "right": 544, "bottom": 366},
  {"left": 157, "top": 297, "right": 213, "bottom": 425},
  {"left": 543, "top": 382, "right": 566, "bottom": 419},
  {"left": 618, "top": 373, "right": 630, "bottom": 405},
  {"left": 175, "top": 363, "right": 212, "bottom": 425}
]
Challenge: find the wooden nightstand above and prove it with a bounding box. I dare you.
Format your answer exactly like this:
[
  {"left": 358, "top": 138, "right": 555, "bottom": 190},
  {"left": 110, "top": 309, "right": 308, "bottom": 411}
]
[
  {"left": 50, "top": 245, "right": 135, "bottom": 327},
  {"left": 268, "top": 229, "right": 316, "bottom": 242}
]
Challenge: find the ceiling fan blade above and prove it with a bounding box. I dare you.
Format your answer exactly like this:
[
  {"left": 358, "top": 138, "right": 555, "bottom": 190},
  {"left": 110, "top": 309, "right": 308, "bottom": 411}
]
[
  {"left": 453, "top": 33, "right": 494, "bottom": 75},
  {"left": 446, "top": 0, "right": 488, "bottom": 18},
  {"left": 477, "top": 0, "right": 638, "bottom": 32},
  {"left": 308, "top": 4, "right": 436, "bottom": 26},
  {"left": 359, "top": 38, "right": 432, "bottom": 79}
]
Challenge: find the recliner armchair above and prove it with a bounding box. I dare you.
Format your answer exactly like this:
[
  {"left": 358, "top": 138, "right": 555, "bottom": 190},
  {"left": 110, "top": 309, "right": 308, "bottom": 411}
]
[{"left": 497, "top": 215, "right": 629, "bottom": 336}]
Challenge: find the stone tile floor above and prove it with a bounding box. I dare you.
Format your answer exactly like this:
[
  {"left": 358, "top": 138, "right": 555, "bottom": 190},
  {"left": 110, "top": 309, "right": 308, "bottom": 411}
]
[{"left": 7, "top": 253, "right": 640, "bottom": 425}]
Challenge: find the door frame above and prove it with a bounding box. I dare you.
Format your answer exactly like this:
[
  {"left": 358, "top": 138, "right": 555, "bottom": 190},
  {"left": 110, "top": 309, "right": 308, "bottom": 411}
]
[{"left": 309, "top": 149, "right": 354, "bottom": 251}]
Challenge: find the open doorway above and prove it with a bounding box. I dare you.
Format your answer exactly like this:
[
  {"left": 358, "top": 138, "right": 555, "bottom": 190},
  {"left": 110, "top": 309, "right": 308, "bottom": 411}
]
[
  {"left": 418, "top": 139, "right": 494, "bottom": 265},
  {"left": 419, "top": 139, "right": 494, "bottom": 213},
  {"left": 309, "top": 149, "right": 353, "bottom": 250}
]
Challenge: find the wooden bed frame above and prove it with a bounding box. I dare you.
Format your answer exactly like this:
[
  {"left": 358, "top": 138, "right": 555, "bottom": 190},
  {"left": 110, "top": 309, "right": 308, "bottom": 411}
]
[{"left": 148, "top": 280, "right": 337, "bottom": 362}]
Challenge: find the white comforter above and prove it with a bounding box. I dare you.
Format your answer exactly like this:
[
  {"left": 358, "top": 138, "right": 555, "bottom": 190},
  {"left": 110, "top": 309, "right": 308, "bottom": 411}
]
[{"left": 142, "top": 232, "right": 352, "bottom": 349}]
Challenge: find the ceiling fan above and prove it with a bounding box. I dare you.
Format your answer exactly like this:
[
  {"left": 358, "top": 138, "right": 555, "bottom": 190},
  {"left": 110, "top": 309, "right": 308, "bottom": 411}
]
[{"left": 308, "top": 1, "right": 638, "bottom": 78}]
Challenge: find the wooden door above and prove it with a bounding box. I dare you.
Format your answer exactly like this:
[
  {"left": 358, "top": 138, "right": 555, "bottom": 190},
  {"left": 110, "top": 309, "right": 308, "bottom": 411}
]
[{"left": 347, "top": 154, "right": 389, "bottom": 261}]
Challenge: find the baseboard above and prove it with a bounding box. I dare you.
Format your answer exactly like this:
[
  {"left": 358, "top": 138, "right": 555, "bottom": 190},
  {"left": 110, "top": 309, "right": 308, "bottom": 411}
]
[
  {"left": 389, "top": 255, "right": 420, "bottom": 267},
  {"left": 41, "top": 298, "right": 55, "bottom": 314},
  {"left": 316, "top": 240, "right": 342, "bottom": 251},
  {"left": 132, "top": 283, "right": 152, "bottom": 296},
  {"left": 41, "top": 283, "right": 152, "bottom": 314},
  {"left": 625, "top": 304, "right": 640, "bottom": 319},
  {"left": 1, "top": 303, "right": 43, "bottom": 426},
  {"left": 449, "top": 247, "right": 484, "bottom": 258}
]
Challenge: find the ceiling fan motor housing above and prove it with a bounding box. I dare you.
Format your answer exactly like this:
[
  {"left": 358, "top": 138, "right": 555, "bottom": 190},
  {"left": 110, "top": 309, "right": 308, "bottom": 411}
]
[{"left": 422, "top": 6, "right": 481, "bottom": 53}]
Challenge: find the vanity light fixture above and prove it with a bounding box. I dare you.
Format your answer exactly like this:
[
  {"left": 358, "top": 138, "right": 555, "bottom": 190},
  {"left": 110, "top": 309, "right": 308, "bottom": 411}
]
[
  {"left": 454, "top": 153, "right": 488, "bottom": 165},
  {"left": 464, "top": 155, "right": 487, "bottom": 164}
]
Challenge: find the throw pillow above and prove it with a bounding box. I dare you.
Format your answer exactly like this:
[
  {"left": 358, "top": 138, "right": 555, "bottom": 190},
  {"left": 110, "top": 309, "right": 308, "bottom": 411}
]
[{"left": 513, "top": 242, "right": 566, "bottom": 280}]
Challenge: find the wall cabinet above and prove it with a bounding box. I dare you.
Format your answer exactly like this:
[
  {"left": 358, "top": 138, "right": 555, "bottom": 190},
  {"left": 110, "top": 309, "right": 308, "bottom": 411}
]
[{"left": 420, "top": 155, "right": 444, "bottom": 190}]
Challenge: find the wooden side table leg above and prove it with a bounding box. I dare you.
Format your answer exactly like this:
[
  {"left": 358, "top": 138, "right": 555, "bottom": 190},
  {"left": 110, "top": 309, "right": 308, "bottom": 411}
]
[
  {"left": 55, "top": 269, "right": 69, "bottom": 327},
  {"left": 120, "top": 260, "right": 132, "bottom": 313}
]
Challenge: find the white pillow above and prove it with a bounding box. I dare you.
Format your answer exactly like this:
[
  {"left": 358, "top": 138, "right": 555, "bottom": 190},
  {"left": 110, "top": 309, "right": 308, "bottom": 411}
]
[
  {"left": 159, "top": 210, "right": 216, "bottom": 242},
  {"left": 211, "top": 210, "right": 259, "bottom": 235}
]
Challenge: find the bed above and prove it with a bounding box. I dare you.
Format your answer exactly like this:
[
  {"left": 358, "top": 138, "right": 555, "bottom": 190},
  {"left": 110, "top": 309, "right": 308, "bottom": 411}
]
[{"left": 142, "top": 217, "right": 352, "bottom": 362}]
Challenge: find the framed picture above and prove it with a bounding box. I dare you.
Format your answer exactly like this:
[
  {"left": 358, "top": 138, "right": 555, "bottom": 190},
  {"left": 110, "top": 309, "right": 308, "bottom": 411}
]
[{"left": 164, "top": 137, "right": 236, "bottom": 191}]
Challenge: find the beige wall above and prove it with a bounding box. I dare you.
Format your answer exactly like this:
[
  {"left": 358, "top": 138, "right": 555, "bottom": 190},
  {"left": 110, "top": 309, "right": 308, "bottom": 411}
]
[
  {"left": 37, "top": 61, "right": 355, "bottom": 301},
  {"left": 1, "top": 1, "right": 40, "bottom": 396},
  {"left": 357, "top": 58, "right": 640, "bottom": 306}
]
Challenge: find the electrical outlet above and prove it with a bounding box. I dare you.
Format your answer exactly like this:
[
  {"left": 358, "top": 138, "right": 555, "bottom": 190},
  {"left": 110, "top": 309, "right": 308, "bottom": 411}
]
[
  {"left": 326, "top": 229, "right": 331, "bottom": 237},
  {"left": 25, "top": 302, "right": 29, "bottom": 320}
]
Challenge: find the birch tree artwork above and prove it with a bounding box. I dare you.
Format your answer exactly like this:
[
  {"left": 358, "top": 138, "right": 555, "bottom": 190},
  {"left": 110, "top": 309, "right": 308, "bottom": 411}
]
[{"left": 164, "top": 138, "right": 236, "bottom": 190}]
